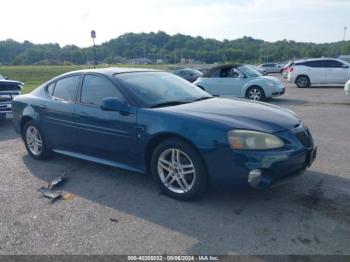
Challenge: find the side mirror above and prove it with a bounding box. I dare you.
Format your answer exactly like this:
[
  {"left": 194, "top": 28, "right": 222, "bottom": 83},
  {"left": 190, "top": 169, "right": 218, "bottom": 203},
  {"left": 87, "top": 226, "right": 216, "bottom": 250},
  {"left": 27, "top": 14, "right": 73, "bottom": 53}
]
[
  {"left": 100, "top": 98, "right": 134, "bottom": 115},
  {"left": 342, "top": 64, "right": 349, "bottom": 68}
]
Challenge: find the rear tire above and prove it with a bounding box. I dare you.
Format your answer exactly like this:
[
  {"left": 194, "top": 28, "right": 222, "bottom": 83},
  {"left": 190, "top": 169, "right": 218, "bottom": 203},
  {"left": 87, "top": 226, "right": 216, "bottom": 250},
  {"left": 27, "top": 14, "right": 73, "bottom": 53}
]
[
  {"left": 295, "top": 75, "right": 310, "bottom": 88},
  {"left": 23, "top": 120, "right": 51, "bottom": 160},
  {"left": 246, "top": 86, "right": 266, "bottom": 101},
  {"left": 150, "top": 138, "right": 208, "bottom": 201}
]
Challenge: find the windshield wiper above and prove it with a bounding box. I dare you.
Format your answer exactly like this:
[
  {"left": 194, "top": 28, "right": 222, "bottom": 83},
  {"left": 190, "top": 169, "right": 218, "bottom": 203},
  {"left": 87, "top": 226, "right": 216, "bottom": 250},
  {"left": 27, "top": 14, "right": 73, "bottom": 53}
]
[{"left": 150, "top": 101, "right": 190, "bottom": 108}]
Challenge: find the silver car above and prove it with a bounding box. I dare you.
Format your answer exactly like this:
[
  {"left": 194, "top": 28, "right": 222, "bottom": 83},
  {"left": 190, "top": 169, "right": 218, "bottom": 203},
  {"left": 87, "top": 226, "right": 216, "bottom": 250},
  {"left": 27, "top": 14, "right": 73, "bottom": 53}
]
[
  {"left": 258, "top": 63, "right": 284, "bottom": 74},
  {"left": 193, "top": 64, "right": 285, "bottom": 101}
]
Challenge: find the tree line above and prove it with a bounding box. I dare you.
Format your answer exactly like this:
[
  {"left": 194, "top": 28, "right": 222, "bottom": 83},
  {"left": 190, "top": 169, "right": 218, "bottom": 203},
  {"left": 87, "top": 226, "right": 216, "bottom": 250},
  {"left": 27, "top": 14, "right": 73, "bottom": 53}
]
[{"left": 1, "top": 31, "right": 350, "bottom": 65}]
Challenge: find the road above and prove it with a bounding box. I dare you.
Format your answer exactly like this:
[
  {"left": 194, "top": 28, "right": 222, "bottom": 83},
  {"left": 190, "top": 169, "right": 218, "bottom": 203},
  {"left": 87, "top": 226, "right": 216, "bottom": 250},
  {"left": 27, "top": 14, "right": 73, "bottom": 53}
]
[{"left": 0, "top": 76, "right": 349, "bottom": 255}]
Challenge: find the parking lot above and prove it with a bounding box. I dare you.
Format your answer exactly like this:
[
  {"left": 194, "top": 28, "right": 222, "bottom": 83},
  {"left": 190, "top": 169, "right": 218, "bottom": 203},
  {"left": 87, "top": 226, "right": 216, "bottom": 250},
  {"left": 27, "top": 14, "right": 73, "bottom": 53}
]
[{"left": 0, "top": 75, "right": 349, "bottom": 255}]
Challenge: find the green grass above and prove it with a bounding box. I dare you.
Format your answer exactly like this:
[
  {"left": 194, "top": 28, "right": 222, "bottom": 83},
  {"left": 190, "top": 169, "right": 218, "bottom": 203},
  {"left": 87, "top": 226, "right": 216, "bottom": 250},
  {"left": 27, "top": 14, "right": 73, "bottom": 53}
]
[{"left": 0, "top": 64, "right": 173, "bottom": 94}]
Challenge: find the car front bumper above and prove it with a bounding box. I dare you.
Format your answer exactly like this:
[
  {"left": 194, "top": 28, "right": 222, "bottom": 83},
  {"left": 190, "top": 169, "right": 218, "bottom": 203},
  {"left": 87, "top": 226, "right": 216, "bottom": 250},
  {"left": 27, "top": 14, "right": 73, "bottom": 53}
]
[
  {"left": 272, "top": 87, "right": 285, "bottom": 96},
  {"left": 0, "top": 103, "right": 13, "bottom": 120},
  {"left": 204, "top": 125, "right": 316, "bottom": 189}
]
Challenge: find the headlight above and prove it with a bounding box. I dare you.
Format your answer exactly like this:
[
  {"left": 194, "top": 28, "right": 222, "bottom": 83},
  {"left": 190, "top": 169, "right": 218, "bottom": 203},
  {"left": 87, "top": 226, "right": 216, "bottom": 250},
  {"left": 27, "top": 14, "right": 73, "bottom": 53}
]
[{"left": 227, "top": 130, "right": 284, "bottom": 150}]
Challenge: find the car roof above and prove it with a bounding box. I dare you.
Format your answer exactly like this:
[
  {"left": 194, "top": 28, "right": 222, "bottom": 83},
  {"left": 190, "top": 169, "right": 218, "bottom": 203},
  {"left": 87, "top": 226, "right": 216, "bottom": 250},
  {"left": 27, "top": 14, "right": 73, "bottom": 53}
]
[
  {"left": 203, "top": 64, "right": 242, "bottom": 77},
  {"left": 58, "top": 67, "right": 163, "bottom": 78},
  {"left": 295, "top": 57, "right": 344, "bottom": 63}
]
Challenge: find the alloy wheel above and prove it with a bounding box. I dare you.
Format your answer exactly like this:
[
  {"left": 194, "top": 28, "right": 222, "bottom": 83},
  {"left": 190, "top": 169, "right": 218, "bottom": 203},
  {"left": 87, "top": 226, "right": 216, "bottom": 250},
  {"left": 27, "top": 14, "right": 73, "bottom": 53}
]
[
  {"left": 248, "top": 87, "right": 262, "bottom": 100},
  {"left": 157, "top": 148, "right": 196, "bottom": 194},
  {"left": 26, "top": 126, "right": 43, "bottom": 156},
  {"left": 296, "top": 76, "right": 309, "bottom": 87}
]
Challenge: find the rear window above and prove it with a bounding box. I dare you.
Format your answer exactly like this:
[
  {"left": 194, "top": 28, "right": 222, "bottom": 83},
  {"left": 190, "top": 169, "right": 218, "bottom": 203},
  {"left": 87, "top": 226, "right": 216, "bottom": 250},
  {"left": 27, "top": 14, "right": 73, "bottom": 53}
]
[
  {"left": 324, "top": 60, "right": 345, "bottom": 68},
  {"left": 297, "top": 61, "right": 325, "bottom": 68}
]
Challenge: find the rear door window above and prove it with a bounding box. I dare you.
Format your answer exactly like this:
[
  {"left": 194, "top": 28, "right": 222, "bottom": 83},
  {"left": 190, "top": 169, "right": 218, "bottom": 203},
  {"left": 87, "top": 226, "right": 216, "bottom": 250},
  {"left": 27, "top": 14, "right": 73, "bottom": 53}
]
[{"left": 52, "top": 75, "right": 80, "bottom": 101}]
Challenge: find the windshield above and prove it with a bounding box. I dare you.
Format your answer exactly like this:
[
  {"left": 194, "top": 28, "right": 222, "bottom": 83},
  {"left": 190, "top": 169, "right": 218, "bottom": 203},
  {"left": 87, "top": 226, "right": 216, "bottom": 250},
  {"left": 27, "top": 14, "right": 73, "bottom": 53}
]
[
  {"left": 188, "top": 69, "right": 203, "bottom": 75},
  {"left": 116, "top": 72, "right": 212, "bottom": 108},
  {"left": 238, "top": 65, "right": 262, "bottom": 77}
]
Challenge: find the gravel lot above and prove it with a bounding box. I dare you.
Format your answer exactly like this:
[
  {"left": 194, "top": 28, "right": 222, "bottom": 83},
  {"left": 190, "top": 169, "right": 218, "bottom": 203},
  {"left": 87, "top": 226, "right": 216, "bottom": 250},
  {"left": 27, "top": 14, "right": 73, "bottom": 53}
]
[{"left": 0, "top": 76, "right": 350, "bottom": 255}]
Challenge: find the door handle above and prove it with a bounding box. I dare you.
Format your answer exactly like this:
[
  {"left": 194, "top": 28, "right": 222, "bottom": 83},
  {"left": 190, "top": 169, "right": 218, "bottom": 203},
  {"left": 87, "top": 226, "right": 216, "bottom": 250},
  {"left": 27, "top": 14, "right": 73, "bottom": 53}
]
[{"left": 78, "top": 112, "right": 89, "bottom": 118}]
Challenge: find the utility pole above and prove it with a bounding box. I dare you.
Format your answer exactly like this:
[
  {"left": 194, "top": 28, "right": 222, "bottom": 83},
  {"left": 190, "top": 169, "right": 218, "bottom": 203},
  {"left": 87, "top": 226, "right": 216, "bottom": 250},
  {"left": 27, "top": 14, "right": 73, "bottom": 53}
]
[
  {"left": 344, "top": 26, "right": 348, "bottom": 41},
  {"left": 266, "top": 46, "right": 269, "bottom": 63},
  {"left": 259, "top": 47, "right": 262, "bottom": 63},
  {"left": 90, "top": 30, "right": 97, "bottom": 69}
]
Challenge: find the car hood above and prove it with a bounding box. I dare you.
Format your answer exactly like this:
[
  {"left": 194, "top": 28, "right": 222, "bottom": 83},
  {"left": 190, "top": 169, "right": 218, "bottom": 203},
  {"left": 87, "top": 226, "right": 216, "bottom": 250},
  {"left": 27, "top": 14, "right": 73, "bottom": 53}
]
[
  {"left": 161, "top": 98, "right": 300, "bottom": 133},
  {"left": 0, "top": 79, "right": 23, "bottom": 91}
]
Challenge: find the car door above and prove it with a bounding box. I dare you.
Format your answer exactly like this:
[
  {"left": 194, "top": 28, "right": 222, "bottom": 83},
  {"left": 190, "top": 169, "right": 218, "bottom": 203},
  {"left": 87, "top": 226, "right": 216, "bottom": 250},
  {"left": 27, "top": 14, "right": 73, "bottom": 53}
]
[
  {"left": 215, "top": 67, "right": 248, "bottom": 97},
  {"left": 39, "top": 74, "right": 81, "bottom": 152},
  {"left": 199, "top": 69, "right": 223, "bottom": 95},
  {"left": 324, "top": 60, "right": 349, "bottom": 84},
  {"left": 303, "top": 61, "right": 326, "bottom": 84},
  {"left": 75, "top": 74, "right": 137, "bottom": 167}
]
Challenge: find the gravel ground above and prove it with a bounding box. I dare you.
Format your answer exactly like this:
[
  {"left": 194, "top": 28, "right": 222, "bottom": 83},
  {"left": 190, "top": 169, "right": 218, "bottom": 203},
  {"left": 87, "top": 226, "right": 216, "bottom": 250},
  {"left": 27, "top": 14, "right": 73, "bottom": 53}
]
[{"left": 0, "top": 76, "right": 349, "bottom": 255}]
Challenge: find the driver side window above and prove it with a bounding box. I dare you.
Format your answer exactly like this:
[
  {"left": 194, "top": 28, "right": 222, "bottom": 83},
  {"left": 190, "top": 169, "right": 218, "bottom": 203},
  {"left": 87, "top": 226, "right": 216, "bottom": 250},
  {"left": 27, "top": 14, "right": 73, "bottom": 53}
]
[
  {"left": 227, "top": 68, "right": 243, "bottom": 78},
  {"left": 80, "top": 75, "right": 125, "bottom": 107},
  {"left": 220, "top": 68, "right": 243, "bottom": 78}
]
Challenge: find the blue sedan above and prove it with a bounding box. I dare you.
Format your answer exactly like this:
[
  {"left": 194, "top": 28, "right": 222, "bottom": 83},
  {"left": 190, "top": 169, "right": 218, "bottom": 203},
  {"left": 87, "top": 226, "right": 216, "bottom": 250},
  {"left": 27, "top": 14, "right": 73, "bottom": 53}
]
[{"left": 12, "top": 68, "right": 317, "bottom": 200}]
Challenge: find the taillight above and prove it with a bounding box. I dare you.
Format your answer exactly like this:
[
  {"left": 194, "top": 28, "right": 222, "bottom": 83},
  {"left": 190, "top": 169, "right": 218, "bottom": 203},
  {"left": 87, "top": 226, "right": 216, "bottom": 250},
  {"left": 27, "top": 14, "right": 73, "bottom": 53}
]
[{"left": 289, "top": 67, "right": 294, "bottom": 72}]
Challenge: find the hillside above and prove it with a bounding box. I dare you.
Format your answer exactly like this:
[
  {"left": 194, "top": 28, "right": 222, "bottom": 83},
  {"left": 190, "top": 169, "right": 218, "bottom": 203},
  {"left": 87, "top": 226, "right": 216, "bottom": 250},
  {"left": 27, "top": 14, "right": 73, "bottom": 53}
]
[{"left": 1, "top": 31, "right": 350, "bottom": 65}]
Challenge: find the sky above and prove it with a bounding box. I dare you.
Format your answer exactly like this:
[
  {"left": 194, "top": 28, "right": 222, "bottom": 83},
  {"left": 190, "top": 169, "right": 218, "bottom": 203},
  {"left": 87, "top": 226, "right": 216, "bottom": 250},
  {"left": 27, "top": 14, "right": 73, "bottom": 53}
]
[{"left": 1, "top": 0, "right": 349, "bottom": 47}]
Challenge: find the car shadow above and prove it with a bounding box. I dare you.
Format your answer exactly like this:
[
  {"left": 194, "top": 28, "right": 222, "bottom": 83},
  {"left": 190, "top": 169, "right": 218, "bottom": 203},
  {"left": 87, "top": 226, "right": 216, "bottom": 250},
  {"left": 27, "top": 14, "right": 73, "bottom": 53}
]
[
  {"left": 268, "top": 98, "right": 306, "bottom": 106},
  {"left": 0, "top": 120, "right": 19, "bottom": 141},
  {"left": 22, "top": 154, "right": 350, "bottom": 254},
  {"left": 303, "top": 86, "right": 344, "bottom": 89}
]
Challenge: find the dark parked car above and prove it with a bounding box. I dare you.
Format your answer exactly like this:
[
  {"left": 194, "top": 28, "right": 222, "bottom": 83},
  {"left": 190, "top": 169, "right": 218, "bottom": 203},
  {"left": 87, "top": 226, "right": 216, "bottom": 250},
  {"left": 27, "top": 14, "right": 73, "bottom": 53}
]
[
  {"left": 12, "top": 68, "right": 317, "bottom": 200},
  {"left": 173, "top": 68, "right": 203, "bottom": 83},
  {"left": 0, "top": 75, "right": 23, "bottom": 120}
]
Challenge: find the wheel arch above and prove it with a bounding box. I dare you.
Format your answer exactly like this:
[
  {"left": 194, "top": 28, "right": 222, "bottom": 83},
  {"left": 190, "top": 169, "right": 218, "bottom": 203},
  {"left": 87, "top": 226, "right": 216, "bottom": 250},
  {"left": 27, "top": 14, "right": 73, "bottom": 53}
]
[
  {"left": 243, "top": 84, "right": 266, "bottom": 98},
  {"left": 20, "top": 116, "right": 34, "bottom": 136},
  {"left": 241, "top": 79, "right": 263, "bottom": 97},
  {"left": 144, "top": 132, "right": 208, "bottom": 175},
  {"left": 295, "top": 74, "right": 310, "bottom": 84},
  {"left": 20, "top": 105, "right": 40, "bottom": 135}
]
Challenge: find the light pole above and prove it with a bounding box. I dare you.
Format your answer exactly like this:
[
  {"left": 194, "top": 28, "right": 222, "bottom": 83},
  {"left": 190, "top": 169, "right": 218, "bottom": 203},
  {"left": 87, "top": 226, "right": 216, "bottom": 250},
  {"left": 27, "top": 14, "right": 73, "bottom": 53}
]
[
  {"left": 344, "top": 26, "right": 348, "bottom": 41},
  {"left": 91, "top": 30, "right": 97, "bottom": 68}
]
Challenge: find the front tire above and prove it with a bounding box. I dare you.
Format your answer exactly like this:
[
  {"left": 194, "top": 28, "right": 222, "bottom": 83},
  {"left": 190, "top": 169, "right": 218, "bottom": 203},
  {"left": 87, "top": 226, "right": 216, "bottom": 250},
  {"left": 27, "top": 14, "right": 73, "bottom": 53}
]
[
  {"left": 150, "top": 138, "right": 208, "bottom": 201},
  {"left": 246, "top": 86, "right": 265, "bottom": 101},
  {"left": 295, "top": 75, "right": 310, "bottom": 88},
  {"left": 23, "top": 120, "right": 51, "bottom": 160}
]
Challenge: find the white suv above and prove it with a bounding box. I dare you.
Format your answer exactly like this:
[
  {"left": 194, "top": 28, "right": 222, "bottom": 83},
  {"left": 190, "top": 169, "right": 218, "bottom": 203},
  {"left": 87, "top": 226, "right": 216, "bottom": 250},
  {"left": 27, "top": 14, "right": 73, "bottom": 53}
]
[{"left": 287, "top": 58, "right": 350, "bottom": 88}]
